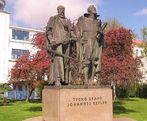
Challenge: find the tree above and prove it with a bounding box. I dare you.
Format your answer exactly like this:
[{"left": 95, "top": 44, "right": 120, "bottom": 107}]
[
  {"left": 33, "top": 32, "right": 46, "bottom": 50},
  {"left": 141, "top": 41, "right": 147, "bottom": 57},
  {"left": 140, "top": 27, "right": 147, "bottom": 57},
  {"left": 10, "top": 53, "right": 34, "bottom": 101},
  {"left": 99, "top": 28, "right": 142, "bottom": 98},
  {"left": 0, "top": 83, "right": 12, "bottom": 105},
  {"left": 105, "top": 18, "right": 122, "bottom": 32},
  {"left": 105, "top": 18, "right": 136, "bottom": 39},
  {"left": 10, "top": 32, "right": 51, "bottom": 102},
  {"left": 141, "top": 27, "right": 147, "bottom": 41}
]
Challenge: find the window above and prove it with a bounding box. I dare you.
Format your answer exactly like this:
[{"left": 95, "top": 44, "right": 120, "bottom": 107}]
[
  {"left": 13, "top": 85, "right": 16, "bottom": 90},
  {"left": 12, "top": 29, "right": 29, "bottom": 40},
  {"left": 18, "top": 85, "right": 22, "bottom": 91},
  {"left": 11, "top": 49, "right": 29, "bottom": 59}
]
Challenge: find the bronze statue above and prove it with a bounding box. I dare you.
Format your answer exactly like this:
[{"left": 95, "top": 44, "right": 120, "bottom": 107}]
[
  {"left": 46, "top": 5, "right": 71, "bottom": 85},
  {"left": 76, "top": 5, "right": 106, "bottom": 85},
  {"left": 45, "top": 5, "right": 106, "bottom": 86}
]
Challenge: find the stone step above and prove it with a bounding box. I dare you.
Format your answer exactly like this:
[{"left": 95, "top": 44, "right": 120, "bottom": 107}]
[{"left": 23, "top": 116, "right": 137, "bottom": 121}]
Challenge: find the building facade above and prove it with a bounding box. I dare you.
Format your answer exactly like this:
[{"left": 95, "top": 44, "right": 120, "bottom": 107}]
[
  {"left": 0, "top": 8, "right": 43, "bottom": 84},
  {"left": 133, "top": 40, "right": 147, "bottom": 83}
]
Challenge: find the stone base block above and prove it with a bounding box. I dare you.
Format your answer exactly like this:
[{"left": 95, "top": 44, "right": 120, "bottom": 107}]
[{"left": 42, "top": 86, "right": 113, "bottom": 121}]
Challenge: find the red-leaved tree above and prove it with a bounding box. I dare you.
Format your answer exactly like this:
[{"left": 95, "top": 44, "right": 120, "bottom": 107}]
[
  {"left": 33, "top": 32, "right": 46, "bottom": 50},
  {"left": 10, "top": 53, "right": 36, "bottom": 101},
  {"left": 10, "top": 32, "right": 51, "bottom": 101},
  {"left": 99, "top": 27, "right": 142, "bottom": 86}
]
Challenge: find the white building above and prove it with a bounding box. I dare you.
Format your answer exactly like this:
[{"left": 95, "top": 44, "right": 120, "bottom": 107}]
[
  {"left": 0, "top": 2, "right": 43, "bottom": 84},
  {"left": 133, "top": 40, "right": 144, "bottom": 57},
  {"left": 133, "top": 40, "right": 147, "bottom": 83},
  {"left": 140, "top": 58, "right": 147, "bottom": 83}
]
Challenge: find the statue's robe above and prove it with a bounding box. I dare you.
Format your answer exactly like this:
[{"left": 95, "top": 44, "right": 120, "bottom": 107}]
[
  {"left": 76, "top": 15, "right": 102, "bottom": 80},
  {"left": 46, "top": 15, "right": 71, "bottom": 83}
]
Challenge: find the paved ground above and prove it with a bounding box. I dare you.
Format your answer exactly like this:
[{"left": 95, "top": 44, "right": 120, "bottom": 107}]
[
  {"left": 113, "top": 117, "right": 137, "bottom": 121},
  {"left": 23, "top": 116, "right": 42, "bottom": 121},
  {"left": 23, "top": 116, "right": 137, "bottom": 121}
]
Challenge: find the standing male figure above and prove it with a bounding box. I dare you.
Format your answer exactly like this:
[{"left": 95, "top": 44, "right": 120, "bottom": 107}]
[
  {"left": 46, "top": 5, "right": 71, "bottom": 85},
  {"left": 76, "top": 5, "right": 104, "bottom": 85}
]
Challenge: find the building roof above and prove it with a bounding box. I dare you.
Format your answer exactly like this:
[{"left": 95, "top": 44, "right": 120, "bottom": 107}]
[
  {"left": 133, "top": 40, "right": 143, "bottom": 44},
  {"left": 9, "top": 25, "right": 44, "bottom": 33},
  {"left": 132, "top": 39, "right": 144, "bottom": 47}
]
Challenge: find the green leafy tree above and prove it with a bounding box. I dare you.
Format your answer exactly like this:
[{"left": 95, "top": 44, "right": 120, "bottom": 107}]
[
  {"left": 105, "top": 18, "right": 122, "bottom": 32},
  {"left": 105, "top": 18, "right": 136, "bottom": 38},
  {"left": 0, "top": 83, "right": 12, "bottom": 105},
  {"left": 142, "top": 42, "right": 147, "bottom": 57},
  {"left": 141, "top": 27, "right": 147, "bottom": 41}
]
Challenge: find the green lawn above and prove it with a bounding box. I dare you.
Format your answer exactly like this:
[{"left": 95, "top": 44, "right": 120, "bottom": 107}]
[
  {"left": 0, "top": 98, "right": 146, "bottom": 121},
  {"left": 0, "top": 100, "right": 42, "bottom": 121},
  {"left": 114, "top": 98, "right": 147, "bottom": 121}
]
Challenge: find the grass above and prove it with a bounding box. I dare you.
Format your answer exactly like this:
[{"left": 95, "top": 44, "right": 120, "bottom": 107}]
[
  {"left": 0, "top": 100, "right": 42, "bottom": 121},
  {"left": 0, "top": 98, "right": 147, "bottom": 121},
  {"left": 114, "top": 98, "right": 147, "bottom": 121}
]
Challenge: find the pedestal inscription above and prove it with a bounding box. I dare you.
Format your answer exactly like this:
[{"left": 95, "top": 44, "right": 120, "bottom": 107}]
[{"left": 43, "top": 87, "right": 113, "bottom": 121}]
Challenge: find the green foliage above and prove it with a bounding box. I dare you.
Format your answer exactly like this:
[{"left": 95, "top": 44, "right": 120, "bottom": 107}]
[
  {"left": 116, "top": 83, "right": 138, "bottom": 98},
  {"left": 141, "top": 27, "right": 147, "bottom": 40},
  {"left": 128, "top": 83, "right": 138, "bottom": 97},
  {"left": 137, "top": 84, "right": 147, "bottom": 98},
  {"left": 0, "top": 83, "right": 12, "bottom": 93},
  {"left": 105, "top": 18, "right": 122, "bottom": 32},
  {"left": 116, "top": 85, "right": 129, "bottom": 98},
  {"left": 0, "top": 101, "right": 41, "bottom": 121},
  {"left": 116, "top": 83, "right": 147, "bottom": 98},
  {"left": 142, "top": 42, "right": 147, "bottom": 57},
  {"left": 0, "top": 96, "right": 10, "bottom": 106},
  {"left": 36, "top": 81, "right": 48, "bottom": 99},
  {"left": 0, "top": 83, "right": 12, "bottom": 106}
]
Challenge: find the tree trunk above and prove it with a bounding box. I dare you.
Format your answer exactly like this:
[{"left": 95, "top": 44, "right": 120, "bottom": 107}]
[
  {"left": 26, "top": 83, "right": 34, "bottom": 102},
  {"left": 111, "top": 81, "right": 116, "bottom": 100}
]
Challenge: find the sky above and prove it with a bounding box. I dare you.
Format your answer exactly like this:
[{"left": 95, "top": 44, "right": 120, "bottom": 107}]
[{"left": 5, "top": 0, "right": 147, "bottom": 39}]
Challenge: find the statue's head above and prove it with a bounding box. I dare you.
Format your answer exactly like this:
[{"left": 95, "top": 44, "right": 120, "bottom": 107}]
[
  {"left": 57, "top": 5, "right": 65, "bottom": 18},
  {"left": 87, "top": 5, "right": 97, "bottom": 15}
]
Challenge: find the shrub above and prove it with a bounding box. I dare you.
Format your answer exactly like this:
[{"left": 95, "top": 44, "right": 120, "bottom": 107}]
[
  {"left": 116, "top": 85, "right": 129, "bottom": 98},
  {"left": 0, "top": 83, "right": 12, "bottom": 105},
  {"left": 0, "top": 94, "right": 10, "bottom": 106},
  {"left": 137, "top": 84, "right": 147, "bottom": 98},
  {"left": 128, "top": 83, "right": 138, "bottom": 97},
  {"left": 35, "top": 81, "right": 48, "bottom": 99},
  {"left": 116, "top": 83, "right": 138, "bottom": 98}
]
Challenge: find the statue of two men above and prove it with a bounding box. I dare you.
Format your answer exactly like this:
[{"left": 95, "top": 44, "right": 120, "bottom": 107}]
[{"left": 46, "top": 5, "right": 106, "bottom": 86}]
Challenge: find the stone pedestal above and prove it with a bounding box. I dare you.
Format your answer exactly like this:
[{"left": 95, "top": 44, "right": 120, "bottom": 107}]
[{"left": 42, "top": 86, "right": 113, "bottom": 121}]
